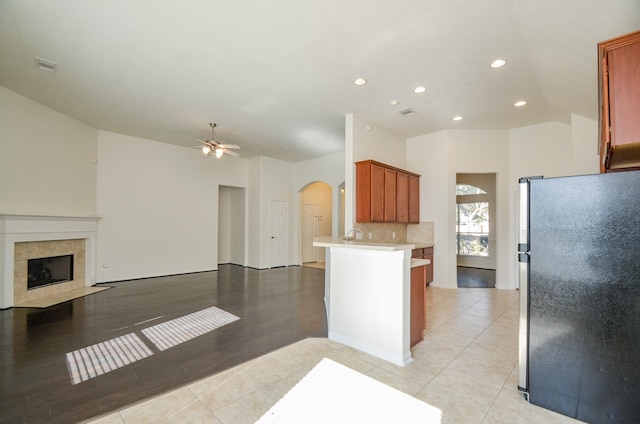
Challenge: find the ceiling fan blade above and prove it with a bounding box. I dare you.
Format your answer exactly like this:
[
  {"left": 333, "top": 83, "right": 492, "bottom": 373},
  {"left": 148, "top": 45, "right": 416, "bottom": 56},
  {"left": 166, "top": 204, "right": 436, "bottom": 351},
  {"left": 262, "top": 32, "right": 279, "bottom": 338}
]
[
  {"left": 217, "top": 144, "right": 240, "bottom": 149},
  {"left": 197, "top": 138, "right": 217, "bottom": 146},
  {"left": 222, "top": 149, "right": 240, "bottom": 157}
]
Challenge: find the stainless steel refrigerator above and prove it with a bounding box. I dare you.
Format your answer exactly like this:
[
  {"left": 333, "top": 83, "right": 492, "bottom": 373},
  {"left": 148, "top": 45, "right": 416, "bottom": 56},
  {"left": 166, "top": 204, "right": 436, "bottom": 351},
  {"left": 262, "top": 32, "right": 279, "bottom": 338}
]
[{"left": 518, "top": 172, "right": 640, "bottom": 423}]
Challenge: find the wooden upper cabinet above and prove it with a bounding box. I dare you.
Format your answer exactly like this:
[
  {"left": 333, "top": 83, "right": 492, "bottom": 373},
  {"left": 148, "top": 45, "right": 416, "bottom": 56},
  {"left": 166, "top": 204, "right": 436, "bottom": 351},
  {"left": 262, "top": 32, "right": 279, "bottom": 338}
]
[
  {"left": 356, "top": 161, "right": 384, "bottom": 222},
  {"left": 599, "top": 30, "right": 640, "bottom": 172},
  {"left": 355, "top": 160, "right": 420, "bottom": 223},
  {"left": 384, "top": 168, "right": 397, "bottom": 222},
  {"left": 408, "top": 175, "right": 420, "bottom": 224},
  {"left": 370, "top": 163, "right": 385, "bottom": 221},
  {"left": 396, "top": 172, "right": 409, "bottom": 223}
]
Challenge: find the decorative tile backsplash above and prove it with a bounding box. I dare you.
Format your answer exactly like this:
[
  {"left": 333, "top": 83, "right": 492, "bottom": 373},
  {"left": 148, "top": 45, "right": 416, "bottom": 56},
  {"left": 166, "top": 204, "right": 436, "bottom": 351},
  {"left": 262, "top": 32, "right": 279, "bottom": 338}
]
[
  {"left": 407, "top": 221, "right": 434, "bottom": 243},
  {"left": 353, "top": 221, "right": 433, "bottom": 244}
]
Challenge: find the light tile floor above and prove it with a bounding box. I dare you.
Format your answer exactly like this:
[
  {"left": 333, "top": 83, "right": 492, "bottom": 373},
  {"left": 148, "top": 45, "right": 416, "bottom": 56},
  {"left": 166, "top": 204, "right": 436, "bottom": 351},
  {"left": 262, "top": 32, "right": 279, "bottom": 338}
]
[{"left": 85, "top": 287, "right": 584, "bottom": 424}]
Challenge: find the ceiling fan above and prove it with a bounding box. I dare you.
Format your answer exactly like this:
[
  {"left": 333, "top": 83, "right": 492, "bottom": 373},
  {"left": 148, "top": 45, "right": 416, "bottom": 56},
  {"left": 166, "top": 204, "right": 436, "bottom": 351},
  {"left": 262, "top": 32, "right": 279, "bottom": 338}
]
[{"left": 195, "top": 123, "right": 240, "bottom": 158}]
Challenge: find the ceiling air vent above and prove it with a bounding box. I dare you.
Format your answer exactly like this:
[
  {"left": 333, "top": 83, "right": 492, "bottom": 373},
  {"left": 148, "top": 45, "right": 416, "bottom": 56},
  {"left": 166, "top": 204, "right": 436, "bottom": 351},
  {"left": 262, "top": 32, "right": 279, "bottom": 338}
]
[
  {"left": 35, "top": 57, "right": 58, "bottom": 73},
  {"left": 397, "top": 107, "right": 416, "bottom": 116}
]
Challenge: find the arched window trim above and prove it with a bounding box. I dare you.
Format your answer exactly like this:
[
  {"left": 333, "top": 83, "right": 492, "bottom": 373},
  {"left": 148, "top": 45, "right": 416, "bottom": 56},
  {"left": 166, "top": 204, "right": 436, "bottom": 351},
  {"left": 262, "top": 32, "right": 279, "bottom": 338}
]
[{"left": 456, "top": 183, "right": 487, "bottom": 195}]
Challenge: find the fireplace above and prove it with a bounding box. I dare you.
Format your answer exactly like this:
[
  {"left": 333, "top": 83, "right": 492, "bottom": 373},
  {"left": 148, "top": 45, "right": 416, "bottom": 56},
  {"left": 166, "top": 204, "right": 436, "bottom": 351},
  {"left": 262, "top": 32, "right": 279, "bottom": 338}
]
[
  {"left": 0, "top": 214, "right": 100, "bottom": 309},
  {"left": 14, "top": 239, "right": 86, "bottom": 305},
  {"left": 28, "top": 254, "right": 74, "bottom": 290}
]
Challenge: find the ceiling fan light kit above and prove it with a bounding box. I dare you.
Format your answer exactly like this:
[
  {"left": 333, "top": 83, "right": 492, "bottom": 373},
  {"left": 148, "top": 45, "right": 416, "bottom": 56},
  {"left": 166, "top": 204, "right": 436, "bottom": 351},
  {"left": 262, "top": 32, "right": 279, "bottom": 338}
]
[{"left": 195, "top": 123, "right": 240, "bottom": 159}]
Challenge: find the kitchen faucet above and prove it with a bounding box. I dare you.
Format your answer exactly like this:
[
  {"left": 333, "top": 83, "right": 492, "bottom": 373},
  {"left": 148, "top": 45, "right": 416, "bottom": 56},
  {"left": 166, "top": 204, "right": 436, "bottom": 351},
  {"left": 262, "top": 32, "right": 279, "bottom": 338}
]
[{"left": 344, "top": 228, "right": 363, "bottom": 241}]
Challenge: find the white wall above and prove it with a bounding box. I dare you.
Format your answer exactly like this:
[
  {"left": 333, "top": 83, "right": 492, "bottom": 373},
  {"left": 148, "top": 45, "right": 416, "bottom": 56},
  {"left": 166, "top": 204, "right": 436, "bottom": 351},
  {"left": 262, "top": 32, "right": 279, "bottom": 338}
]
[
  {"left": 229, "top": 186, "right": 246, "bottom": 264},
  {"left": 449, "top": 131, "right": 510, "bottom": 288},
  {"left": 1, "top": 85, "right": 342, "bottom": 277},
  {"left": 351, "top": 114, "right": 407, "bottom": 168},
  {"left": 293, "top": 152, "right": 345, "bottom": 234},
  {"left": 302, "top": 182, "right": 332, "bottom": 237},
  {"left": 255, "top": 156, "right": 294, "bottom": 268},
  {"left": 301, "top": 182, "right": 332, "bottom": 262},
  {"left": 218, "top": 187, "right": 232, "bottom": 264},
  {"left": 456, "top": 173, "right": 497, "bottom": 269},
  {"left": 292, "top": 152, "right": 345, "bottom": 264},
  {"left": 96, "top": 131, "right": 249, "bottom": 282},
  {"left": 407, "top": 131, "right": 448, "bottom": 284},
  {"left": 247, "top": 157, "right": 262, "bottom": 268},
  {"left": 571, "top": 114, "right": 599, "bottom": 175},
  {"left": 0, "top": 86, "right": 97, "bottom": 216},
  {"left": 505, "top": 120, "right": 578, "bottom": 290},
  {"left": 218, "top": 185, "right": 246, "bottom": 265},
  {"left": 345, "top": 113, "right": 408, "bottom": 232},
  {"left": 406, "top": 122, "right": 591, "bottom": 290},
  {"left": 4, "top": 84, "right": 601, "bottom": 285},
  {"left": 508, "top": 121, "right": 573, "bottom": 181}
]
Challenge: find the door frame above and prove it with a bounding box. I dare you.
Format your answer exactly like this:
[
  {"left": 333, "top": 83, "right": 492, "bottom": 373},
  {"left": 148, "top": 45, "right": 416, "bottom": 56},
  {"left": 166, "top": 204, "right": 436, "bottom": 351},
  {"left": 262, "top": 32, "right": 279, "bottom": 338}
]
[
  {"left": 269, "top": 200, "right": 288, "bottom": 268},
  {"left": 301, "top": 203, "right": 318, "bottom": 263}
]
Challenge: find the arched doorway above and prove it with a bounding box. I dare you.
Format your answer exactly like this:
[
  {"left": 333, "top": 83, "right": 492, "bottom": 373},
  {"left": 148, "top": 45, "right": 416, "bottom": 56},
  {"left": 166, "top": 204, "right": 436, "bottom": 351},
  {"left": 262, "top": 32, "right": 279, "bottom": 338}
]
[
  {"left": 455, "top": 173, "right": 496, "bottom": 288},
  {"left": 300, "top": 181, "right": 332, "bottom": 269}
]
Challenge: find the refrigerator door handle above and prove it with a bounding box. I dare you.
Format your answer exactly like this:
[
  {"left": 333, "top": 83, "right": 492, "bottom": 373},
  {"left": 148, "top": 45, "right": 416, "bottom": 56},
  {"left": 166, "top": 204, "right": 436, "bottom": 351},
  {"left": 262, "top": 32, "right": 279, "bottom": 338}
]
[
  {"left": 518, "top": 252, "right": 529, "bottom": 395},
  {"left": 517, "top": 178, "right": 531, "bottom": 396}
]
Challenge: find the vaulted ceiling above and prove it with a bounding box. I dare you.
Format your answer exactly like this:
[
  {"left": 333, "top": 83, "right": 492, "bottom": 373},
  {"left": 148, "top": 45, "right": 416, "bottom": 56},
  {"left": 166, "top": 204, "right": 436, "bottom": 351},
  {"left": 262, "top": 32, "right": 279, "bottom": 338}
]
[{"left": 1, "top": 0, "right": 639, "bottom": 162}]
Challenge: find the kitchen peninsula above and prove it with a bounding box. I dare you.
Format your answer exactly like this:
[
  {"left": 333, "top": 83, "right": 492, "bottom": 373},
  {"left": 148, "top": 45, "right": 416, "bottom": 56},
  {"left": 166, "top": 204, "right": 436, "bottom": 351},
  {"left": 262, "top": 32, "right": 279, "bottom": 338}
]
[{"left": 313, "top": 236, "right": 429, "bottom": 366}]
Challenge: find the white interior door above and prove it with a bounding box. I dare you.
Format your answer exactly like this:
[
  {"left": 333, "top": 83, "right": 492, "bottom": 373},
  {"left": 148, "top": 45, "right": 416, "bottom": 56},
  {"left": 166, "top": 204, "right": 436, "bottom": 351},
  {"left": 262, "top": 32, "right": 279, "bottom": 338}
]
[
  {"left": 269, "top": 200, "right": 288, "bottom": 268},
  {"left": 302, "top": 204, "right": 318, "bottom": 263}
]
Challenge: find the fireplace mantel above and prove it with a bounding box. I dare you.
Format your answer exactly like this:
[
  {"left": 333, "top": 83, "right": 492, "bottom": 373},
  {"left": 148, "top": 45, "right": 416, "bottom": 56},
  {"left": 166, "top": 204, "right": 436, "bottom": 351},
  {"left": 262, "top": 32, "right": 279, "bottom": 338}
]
[{"left": 0, "top": 214, "right": 100, "bottom": 309}]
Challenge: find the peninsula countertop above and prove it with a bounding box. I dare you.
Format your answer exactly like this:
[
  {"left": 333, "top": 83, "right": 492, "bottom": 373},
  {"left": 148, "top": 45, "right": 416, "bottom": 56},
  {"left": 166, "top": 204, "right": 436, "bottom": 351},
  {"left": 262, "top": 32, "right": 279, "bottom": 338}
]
[
  {"left": 313, "top": 236, "right": 415, "bottom": 251},
  {"left": 313, "top": 237, "right": 433, "bottom": 251},
  {"left": 410, "top": 242, "right": 434, "bottom": 249},
  {"left": 313, "top": 237, "right": 431, "bottom": 267}
]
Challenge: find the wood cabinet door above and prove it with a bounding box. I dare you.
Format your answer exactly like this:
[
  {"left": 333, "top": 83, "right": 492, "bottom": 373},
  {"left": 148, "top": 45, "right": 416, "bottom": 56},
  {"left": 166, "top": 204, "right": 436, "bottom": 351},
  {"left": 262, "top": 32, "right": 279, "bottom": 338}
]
[
  {"left": 383, "top": 168, "right": 396, "bottom": 222},
  {"left": 608, "top": 40, "right": 640, "bottom": 147},
  {"left": 355, "top": 159, "right": 420, "bottom": 222},
  {"left": 424, "top": 247, "right": 434, "bottom": 284},
  {"left": 355, "top": 162, "right": 371, "bottom": 222},
  {"left": 409, "top": 175, "right": 420, "bottom": 223},
  {"left": 410, "top": 266, "right": 426, "bottom": 347},
  {"left": 599, "top": 30, "right": 640, "bottom": 172},
  {"left": 370, "top": 163, "right": 385, "bottom": 222},
  {"left": 396, "top": 172, "right": 409, "bottom": 223}
]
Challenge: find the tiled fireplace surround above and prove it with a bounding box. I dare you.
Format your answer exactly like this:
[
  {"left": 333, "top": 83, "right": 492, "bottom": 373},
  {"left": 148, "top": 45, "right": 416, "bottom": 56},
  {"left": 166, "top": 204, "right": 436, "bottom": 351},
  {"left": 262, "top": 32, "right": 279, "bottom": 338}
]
[{"left": 0, "top": 214, "right": 99, "bottom": 309}]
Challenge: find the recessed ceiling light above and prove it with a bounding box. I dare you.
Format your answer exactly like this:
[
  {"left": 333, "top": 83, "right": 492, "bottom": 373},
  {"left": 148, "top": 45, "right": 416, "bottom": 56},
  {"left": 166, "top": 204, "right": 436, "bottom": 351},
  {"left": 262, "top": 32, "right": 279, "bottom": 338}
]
[
  {"left": 490, "top": 59, "right": 506, "bottom": 68},
  {"left": 353, "top": 78, "right": 367, "bottom": 86},
  {"left": 514, "top": 100, "right": 527, "bottom": 107},
  {"left": 390, "top": 100, "right": 399, "bottom": 106},
  {"left": 453, "top": 116, "right": 463, "bottom": 121},
  {"left": 414, "top": 86, "right": 426, "bottom": 94}
]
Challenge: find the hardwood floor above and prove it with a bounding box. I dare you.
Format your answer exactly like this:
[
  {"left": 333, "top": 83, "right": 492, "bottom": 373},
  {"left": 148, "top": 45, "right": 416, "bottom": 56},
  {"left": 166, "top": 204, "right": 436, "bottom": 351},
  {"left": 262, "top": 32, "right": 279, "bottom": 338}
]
[
  {"left": 0, "top": 265, "right": 327, "bottom": 424},
  {"left": 457, "top": 266, "right": 496, "bottom": 288}
]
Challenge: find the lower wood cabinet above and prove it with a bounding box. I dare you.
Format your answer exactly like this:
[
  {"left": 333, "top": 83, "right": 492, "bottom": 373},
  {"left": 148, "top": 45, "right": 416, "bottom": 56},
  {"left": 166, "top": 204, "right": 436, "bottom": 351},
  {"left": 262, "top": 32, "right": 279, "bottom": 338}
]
[
  {"left": 411, "top": 247, "right": 434, "bottom": 286},
  {"left": 424, "top": 247, "right": 433, "bottom": 284},
  {"left": 410, "top": 265, "right": 426, "bottom": 347}
]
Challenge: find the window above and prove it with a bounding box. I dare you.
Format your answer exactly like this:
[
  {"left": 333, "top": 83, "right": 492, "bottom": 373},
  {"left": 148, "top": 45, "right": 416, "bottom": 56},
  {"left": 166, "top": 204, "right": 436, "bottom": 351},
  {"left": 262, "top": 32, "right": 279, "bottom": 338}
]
[
  {"left": 456, "top": 184, "right": 487, "bottom": 195},
  {"left": 456, "top": 184, "right": 489, "bottom": 257}
]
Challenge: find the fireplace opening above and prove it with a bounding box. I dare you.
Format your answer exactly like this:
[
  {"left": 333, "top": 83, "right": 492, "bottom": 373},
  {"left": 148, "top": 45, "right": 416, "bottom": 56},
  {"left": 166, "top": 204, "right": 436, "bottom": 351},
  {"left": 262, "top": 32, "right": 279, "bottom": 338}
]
[{"left": 28, "top": 254, "right": 74, "bottom": 290}]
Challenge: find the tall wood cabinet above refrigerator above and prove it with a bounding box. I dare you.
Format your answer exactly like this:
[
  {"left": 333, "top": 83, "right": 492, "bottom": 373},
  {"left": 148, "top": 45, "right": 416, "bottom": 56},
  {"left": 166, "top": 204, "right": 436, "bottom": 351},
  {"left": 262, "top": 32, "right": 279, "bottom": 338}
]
[{"left": 599, "top": 30, "right": 640, "bottom": 172}]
